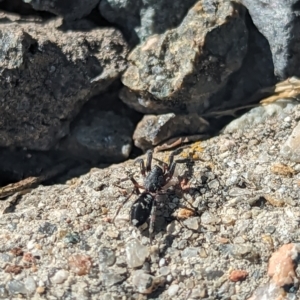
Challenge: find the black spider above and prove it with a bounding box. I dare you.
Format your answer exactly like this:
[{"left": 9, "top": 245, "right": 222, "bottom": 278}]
[{"left": 113, "top": 149, "right": 177, "bottom": 243}]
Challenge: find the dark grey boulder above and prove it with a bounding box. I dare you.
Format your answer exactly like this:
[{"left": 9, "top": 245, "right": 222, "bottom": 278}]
[
  {"left": 241, "top": 0, "right": 300, "bottom": 80},
  {"left": 26, "top": 0, "right": 100, "bottom": 20},
  {"left": 0, "top": 18, "right": 128, "bottom": 150}
]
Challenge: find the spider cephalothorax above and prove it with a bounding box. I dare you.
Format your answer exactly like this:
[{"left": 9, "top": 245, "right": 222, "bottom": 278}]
[{"left": 113, "top": 149, "right": 177, "bottom": 243}]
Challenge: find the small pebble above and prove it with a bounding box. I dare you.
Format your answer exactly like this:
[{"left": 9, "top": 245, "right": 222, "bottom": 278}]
[
  {"left": 181, "top": 247, "right": 198, "bottom": 258},
  {"left": 126, "top": 239, "right": 149, "bottom": 268},
  {"left": 36, "top": 286, "right": 45, "bottom": 294},
  {"left": 101, "top": 272, "right": 126, "bottom": 287},
  {"left": 99, "top": 248, "right": 116, "bottom": 268},
  {"left": 183, "top": 217, "right": 200, "bottom": 230},
  {"left": 24, "top": 277, "right": 36, "bottom": 294},
  {"left": 51, "top": 270, "right": 69, "bottom": 284},
  {"left": 38, "top": 222, "right": 57, "bottom": 236},
  {"left": 132, "top": 270, "right": 160, "bottom": 294},
  {"left": 229, "top": 270, "right": 248, "bottom": 282},
  {"left": 201, "top": 211, "right": 218, "bottom": 225},
  {"left": 159, "top": 258, "right": 166, "bottom": 267},
  {"left": 159, "top": 266, "right": 170, "bottom": 276},
  {"left": 168, "top": 284, "right": 179, "bottom": 297},
  {"left": 0, "top": 284, "right": 8, "bottom": 298},
  {"left": 68, "top": 254, "right": 92, "bottom": 276},
  {"left": 64, "top": 232, "right": 80, "bottom": 244},
  {"left": 27, "top": 240, "right": 36, "bottom": 250},
  {"left": 7, "top": 280, "right": 27, "bottom": 295}
]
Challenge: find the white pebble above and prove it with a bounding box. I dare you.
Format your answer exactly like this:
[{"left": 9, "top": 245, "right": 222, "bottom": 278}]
[
  {"left": 24, "top": 277, "right": 36, "bottom": 294},
  {"left": 126, "top": 239, "right": 149, "bottom": 268},
  {"left": 27, "top": 240, "right": 36, "bottom": 250},
  {"left": 51, "top": 270, "right": 69, "bottom": 284},
  {"left": 168, "top": 284, "right": 179, "bottom": 297},
  {"left": 159, "top": 258, "right": 166, "bottom": 267}
]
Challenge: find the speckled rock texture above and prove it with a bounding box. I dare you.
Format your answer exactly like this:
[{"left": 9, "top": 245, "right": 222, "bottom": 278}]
[
  {"left": 0, "top": 100, "right": 299, "bottom": 299},
  {"left": 241, "top": 0, "right": 300, "bottom": 80},
  {"left": 281, "top": 121, "right": 300, "bottom": 162},
  {"left": 120, "top": 0, "right": 248, "bottom": 114},
  {"left": 99, "top": 0, "right": 198, "bottom": 44},
  {"left": 0, "top": 18, "right": 128, "bottom": 150},
  {"left": 26, "top": 0, "right": 100, "bottom": 20}
]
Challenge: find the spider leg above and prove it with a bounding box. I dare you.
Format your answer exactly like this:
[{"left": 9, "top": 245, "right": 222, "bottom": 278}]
[
  {"left": 165, "top": 161, "right": 176, "bottom": 183},
  {"left": 112, "top": 188, "right": 136, "bottom": 224},
  {"left": 167, "top": 152, "right": 175, "bottom": 169},
  {"left": 134, "top": 158, "right": 146, "bottom": 177},
  {"left": 113, "top": 175, "right": 144, "bottom": 224},
  {"left": 148, "top": 197, "right": 157, "bottom": 244},
  {"left": 146, "top": 149, "right": 153, "bottom": 172},
  {"left": 153, "top": 157, "right": 168, "bottom": 172},
  {"left": 129, "top": 175, "right": 145, "bottom": 190}
]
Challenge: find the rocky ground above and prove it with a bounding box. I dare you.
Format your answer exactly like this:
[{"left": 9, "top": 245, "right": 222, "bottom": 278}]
[
  {"left": 1, "top": 0, "right": 300, "bottom": 299},
  {"left": 0, "top": 99, "right": 299, "bottom": 299}
]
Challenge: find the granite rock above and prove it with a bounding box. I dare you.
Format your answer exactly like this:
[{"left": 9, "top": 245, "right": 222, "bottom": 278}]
[{"left": 120, "top": 0, "right": 248, "bottom": 114}]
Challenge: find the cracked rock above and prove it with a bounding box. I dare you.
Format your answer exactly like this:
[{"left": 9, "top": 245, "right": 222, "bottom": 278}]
[
  {"left": 0, "top": 19, "right": 128, "bottom": 150},
  {"left": 133, "top": 113, "right": 209, "bottom": 151}
]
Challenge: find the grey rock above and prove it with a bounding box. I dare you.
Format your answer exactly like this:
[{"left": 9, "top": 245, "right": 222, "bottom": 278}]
[
  {"left": 0, "top": 285, "right": 8, "bottom": 299},
  {"left": 222, "top": 244, "right": 260, "bottom": 262},
  {"left": 7, "top": 280, "right": 27, "bottom": 295},
  {"left": 64, "top": 232, "right": 81, "bottom": 244},
  {"left": 120, "top": 0, "right": 248, "bottom": 114},
  {"left": 133, "top": 113, "right": 209, "bottom": 151},
  {"left": 168, "top": 284, "right": 179, "bottom": 297},
  {"left": 126, "top": 239, "right": 149, "bottom": 268},
  {"left": 240, "top": 0, "right": 300, "bottom": 79},
  {"left": 132, "top": 270, "right": 163, "bottom": 294},
  {"left": 59, "top": 110, "right": 133, "bottom": 163},
  {"left": 181, "top": 247, "right": 198, "bottom": 258},
  {"left": 99, "top": 0, "right": 198, "bottom": 44},
  {"left": 205, "top": 11, "right": 276, "bottom": 114},
  {"left": 99, "top": 248, "right": 116, "bottom": 268},
  {"left": 183, "top": 217, "right": 200, "bottom": 231},
  {"left": 101, "top": 272, "right": 126, "bottom": 287},
  {"left": 281, "top": 121, "right": 300, "bottom": 162},
  {"left": 50, "top": 270, "right": 69, "bottom": 284},
  {"left": 24, "top": 277, "right": 36, "bottom": 295},
  {"left": 248, "top": 282, "right": 285, "bottom": 300},
  {"left": 204, "top": 269, "right": 224, "bottom": 281},
  {"left": 26, "top": 0, "right": 100, "bottom": 20},
  {"left": 159, "top": 266, "right": 170, "bottom": 276},
  {"left": 0, "top": 19, "right": 128, "bottom": 150},
  {"left": 38, "top": 222, "right": 57, "bottom": 236},
  {"left": 0, "top": 253, "right": 12, "bottom": 262}
]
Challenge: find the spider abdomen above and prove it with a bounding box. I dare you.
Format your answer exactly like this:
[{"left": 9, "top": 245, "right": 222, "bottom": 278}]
[{"left": 130, "top": 192, "right": 153, "bottom": 227}]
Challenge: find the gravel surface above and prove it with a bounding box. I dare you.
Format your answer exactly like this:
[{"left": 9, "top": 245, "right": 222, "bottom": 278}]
[{"left": 0, "top": 100, "right": 300, "bottom": 299}]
